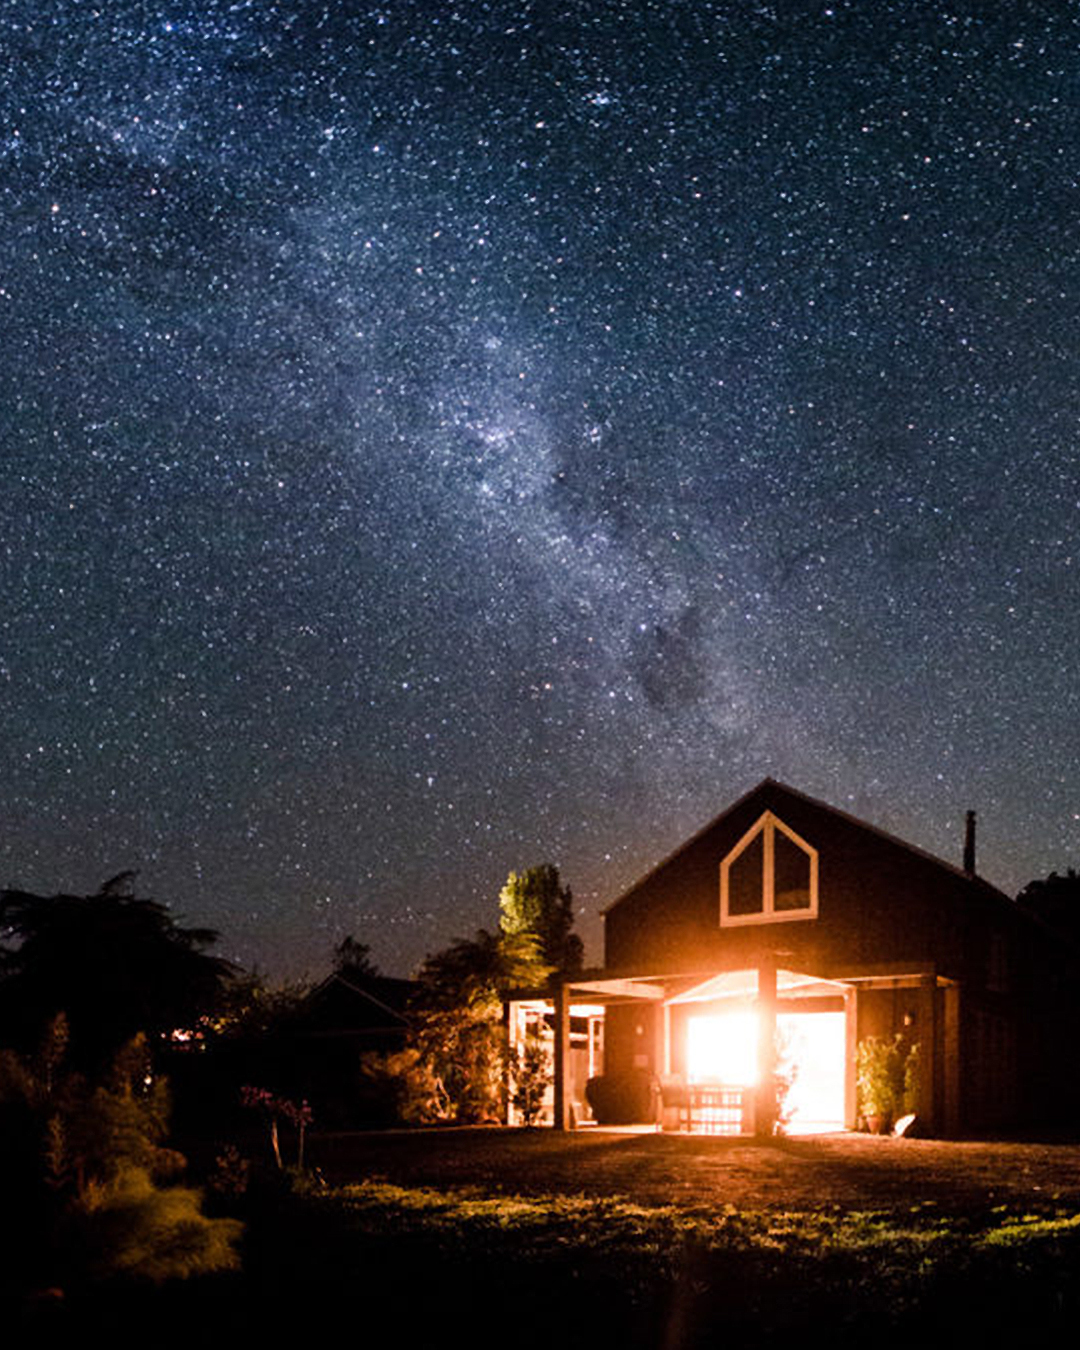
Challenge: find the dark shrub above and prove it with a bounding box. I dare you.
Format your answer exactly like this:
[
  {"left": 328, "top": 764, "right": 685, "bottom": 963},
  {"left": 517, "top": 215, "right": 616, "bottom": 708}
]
[{"left": 585, "top": 1071, "right": 659, "bottom": 1125}]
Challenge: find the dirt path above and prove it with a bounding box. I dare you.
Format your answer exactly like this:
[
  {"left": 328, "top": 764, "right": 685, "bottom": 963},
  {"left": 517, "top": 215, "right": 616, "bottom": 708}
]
[{"left": 311, "top": 1127, "right": 1080, "bottom": 1214}]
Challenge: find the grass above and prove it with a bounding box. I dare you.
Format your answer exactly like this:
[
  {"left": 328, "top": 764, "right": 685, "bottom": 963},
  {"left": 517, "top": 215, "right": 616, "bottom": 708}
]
[
  {"left": 20, "top": 1160, "right": 1080, "bottom": 1346},
  {"left": 223, "top": 1177, "right": 1080, "bottom": 1346}
]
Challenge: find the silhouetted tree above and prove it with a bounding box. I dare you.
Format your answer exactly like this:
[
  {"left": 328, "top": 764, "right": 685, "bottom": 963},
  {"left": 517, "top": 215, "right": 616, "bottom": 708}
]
[
  {"left": 0, "top": 877, "right": 234, "bottom": 1070},
  {"left": 1017, "top": 869, "right": 1080, "bottom": 945},
  {"left": 499, "top": 863, "right": 583, "bottom": 976},
  {"left": 333, "top": 935, "right": 379, "bottom": 979}
]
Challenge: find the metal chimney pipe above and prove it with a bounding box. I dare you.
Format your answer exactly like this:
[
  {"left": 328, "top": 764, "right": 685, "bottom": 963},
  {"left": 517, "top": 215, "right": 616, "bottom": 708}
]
[{"left": 963, "top": 810, "right": 977, "bottom": 876}]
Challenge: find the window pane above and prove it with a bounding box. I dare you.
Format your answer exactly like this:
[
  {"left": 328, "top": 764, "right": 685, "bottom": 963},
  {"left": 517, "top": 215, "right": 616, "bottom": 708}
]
[
  {"left": 728, "top": 830, "right": 764, "bottom": 915},
  {"left": 773, "top": 830, "right": 811, "bottom": 910}
]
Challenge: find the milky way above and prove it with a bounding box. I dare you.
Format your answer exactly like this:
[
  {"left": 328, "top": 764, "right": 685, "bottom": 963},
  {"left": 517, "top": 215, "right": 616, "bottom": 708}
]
[{"left": 3, "top": 1, "right": 1079, "bottom": 977}]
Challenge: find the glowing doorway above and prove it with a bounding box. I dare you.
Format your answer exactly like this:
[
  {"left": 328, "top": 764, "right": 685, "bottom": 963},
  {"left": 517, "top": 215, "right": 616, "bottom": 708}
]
[
  {"left": 686, "top": 1009, "right": 845, "bottom": 1133},
  {"left": 777, "top": 1011, "right": 845, "bottom": 1133}
]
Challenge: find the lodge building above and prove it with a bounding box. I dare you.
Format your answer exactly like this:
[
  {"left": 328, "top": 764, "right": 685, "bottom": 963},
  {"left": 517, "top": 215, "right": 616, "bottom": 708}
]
[{"left": 507, "top": 779, "right": 1079, "bottom": 1135}]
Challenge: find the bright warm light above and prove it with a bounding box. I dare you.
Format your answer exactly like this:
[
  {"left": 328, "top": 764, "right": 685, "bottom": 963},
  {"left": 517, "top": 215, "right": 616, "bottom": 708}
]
[
  {"left": 687, "top": 1008, "right": 847, "bottom": 1132},
  {"left": 687, "top": 1012, "right": 759, "bottom": 1085},
  {"left": 778, "top": 1011, "right": 845, "bottom": 1133}
]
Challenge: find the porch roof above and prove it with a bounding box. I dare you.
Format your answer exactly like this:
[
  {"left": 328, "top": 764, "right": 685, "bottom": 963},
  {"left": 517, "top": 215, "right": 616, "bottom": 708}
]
[
  {"left": 667, "top": 968, "right": 850, "bottom": 1003},
  {"left": 508, "top": 965, "right": 852, "bottom": 1008}
]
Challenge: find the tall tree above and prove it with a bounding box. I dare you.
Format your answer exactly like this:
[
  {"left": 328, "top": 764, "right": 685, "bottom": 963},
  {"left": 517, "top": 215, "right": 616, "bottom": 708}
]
[
  {"left": 333, "top": 935, "right": 379, "bottom": 979},
  {"left": 377, "top": 869, "right": 581, "bottom": 1124},
  {"left": 0, "top": 877, "right": 234, "bottom": 1069},
  {"left": 404, "top": 928, "right": 546, "bottom": 1123},
  {"left": 499, "top": 863, "right": 583, "bottom": 976}
]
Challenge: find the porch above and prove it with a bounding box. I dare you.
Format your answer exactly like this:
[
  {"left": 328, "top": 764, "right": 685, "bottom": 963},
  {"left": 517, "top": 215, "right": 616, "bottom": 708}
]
[{"left": 507, "top": 961, "right": 957, "bottom": 1135}]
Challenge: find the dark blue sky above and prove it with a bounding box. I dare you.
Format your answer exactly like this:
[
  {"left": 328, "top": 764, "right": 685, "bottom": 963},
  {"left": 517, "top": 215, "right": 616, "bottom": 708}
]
[{"left": 3, "top": 0, "right": 1078, "bottom": 979}]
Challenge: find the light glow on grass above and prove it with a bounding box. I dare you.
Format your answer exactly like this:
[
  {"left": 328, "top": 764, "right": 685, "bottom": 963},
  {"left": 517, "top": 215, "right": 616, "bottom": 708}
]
[{"left": 251, "top": 1179, "right": 1080, "bottom": 1342}]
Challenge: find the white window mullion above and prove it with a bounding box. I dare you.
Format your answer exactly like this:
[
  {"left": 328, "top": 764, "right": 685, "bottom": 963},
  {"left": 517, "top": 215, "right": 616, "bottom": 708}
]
[
  {"left": 720, "top": 810, "right": 818, "bottom": 928},
  {"left": 763, "top": 815, "right": 775, "bottom": 916}
]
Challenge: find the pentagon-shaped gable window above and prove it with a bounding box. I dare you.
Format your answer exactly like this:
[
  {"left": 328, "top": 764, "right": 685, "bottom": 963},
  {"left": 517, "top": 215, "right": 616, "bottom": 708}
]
[{"left": 720, "top": 812, "right": 818, "bottom": 926}]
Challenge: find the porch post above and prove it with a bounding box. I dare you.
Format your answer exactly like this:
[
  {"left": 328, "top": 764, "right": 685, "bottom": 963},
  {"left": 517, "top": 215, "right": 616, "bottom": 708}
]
[
  {"left": 755, "top": 956, "right": 778, "bottom": 1137},
  {"left": 943, "top": 983, "right": 961, "bottom": 1137},
  {"left": 504, "top": 1000, "right": 515, "bottom": 1126},
  {"left": 914, "top": 974, "right": 938, "bottom": 1133},
  {"left": 844, "top": 985, "right": 858, "bottom": 1130},
  {"left": 656, "top": 1001, "right": 670, "bottom": 1077},
  {"left": 553, "top": 979, "right": 572, "bottom": 1130}
]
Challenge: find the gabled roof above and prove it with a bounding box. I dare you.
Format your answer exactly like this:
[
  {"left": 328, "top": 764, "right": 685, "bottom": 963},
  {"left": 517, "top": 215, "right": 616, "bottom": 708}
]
[
  {"left": 300, "top": 970, "right": 414, "bottom": 1032},
  {"left": 602, "top": 777, "right": 1013, "bottom": 915}
]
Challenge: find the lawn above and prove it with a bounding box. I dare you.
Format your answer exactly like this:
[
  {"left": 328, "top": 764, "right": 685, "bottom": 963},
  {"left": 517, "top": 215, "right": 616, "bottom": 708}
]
[
  {"left": 311, "top": 1124, "right": 1080, "bottom": 1213},
  {"left": 22, "top": 1129, "right": 1080, "bottom": 1347}
]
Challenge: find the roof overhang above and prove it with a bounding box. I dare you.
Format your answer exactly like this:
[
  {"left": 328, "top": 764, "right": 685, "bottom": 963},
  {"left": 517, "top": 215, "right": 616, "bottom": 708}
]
[{"left": 667, "top": 968, "right": 851, "bottom": 1004}]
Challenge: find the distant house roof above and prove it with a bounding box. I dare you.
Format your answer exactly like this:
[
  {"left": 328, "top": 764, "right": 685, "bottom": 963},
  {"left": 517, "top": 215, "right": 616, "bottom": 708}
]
[{"left": 296, "top": 969, "right": 415, "bottom": 1041}]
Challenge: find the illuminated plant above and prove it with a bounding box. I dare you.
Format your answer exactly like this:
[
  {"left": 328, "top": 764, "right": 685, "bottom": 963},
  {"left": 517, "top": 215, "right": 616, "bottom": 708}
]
[
  {"left": 241, "top": 1086, "right": 313, "bottom": 1169},
  {"left": 0, "top": 1015, "right": 240, "bottom": 1287},
  {"left": 855, "top": 1035, "right": 918, "bottom": 1129},
  {"left": 510, "top": 1027, "right": 551, "bottom": 1127}
]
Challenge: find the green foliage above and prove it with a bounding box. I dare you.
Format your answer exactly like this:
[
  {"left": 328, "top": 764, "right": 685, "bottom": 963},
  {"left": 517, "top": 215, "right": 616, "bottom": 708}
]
[
  {"left": 401, "top": 928, "right": 550, "bottom": 1124},
  {"left": 409, "top": 995, "right": 506, "bottom": 1124},
  {"left": 0, "top": 1013, "right": 241, "bottom": 1289},
  {"left": 359, "top": 1047, "right": 451, "bottom": 1124},
  {"left": 73, "top": 1165, "right": 242, "bottom": 1283},
  {"left": 0, "top": 1016, "right": 176, "bottom": 1198},
  {"left": 856, "top": 1035, "right": 920, "bottom": 1125},
  {"left": 498, "top": 864, "right": 583, "bottom": 977},
  {"left": 510, "top": 1028, "right": 551, "bottom": 1127},
  {"left": 374, "top": 867, "right": 580, "bottom": 1125},
  {"left": 856, "top": 1035, "right": 902, "bottom": 1121},
  {"left": 268, "top": 1180, "right": 1080, "bottom": 1344}
]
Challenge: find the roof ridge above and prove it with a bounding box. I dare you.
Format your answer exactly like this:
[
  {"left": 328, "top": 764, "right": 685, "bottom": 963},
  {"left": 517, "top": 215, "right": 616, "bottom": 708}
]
[
  {"left": 311, "top": 971, "right": 411, "bottom": 1022},
  {"left": 602, "top": 777, "right": 1012, "bottom": 914}
]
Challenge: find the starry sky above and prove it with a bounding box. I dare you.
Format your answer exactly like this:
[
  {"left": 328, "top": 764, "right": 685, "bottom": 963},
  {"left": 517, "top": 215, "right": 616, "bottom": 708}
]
[{"left": 3, "top": 0, "right": 1079, "bottom": 981}]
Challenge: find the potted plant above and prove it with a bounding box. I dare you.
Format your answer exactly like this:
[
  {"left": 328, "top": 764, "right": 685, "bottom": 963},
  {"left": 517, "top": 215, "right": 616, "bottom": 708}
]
[{"left": 855, "top": 1035, "right": 904, "bottom": 1133}]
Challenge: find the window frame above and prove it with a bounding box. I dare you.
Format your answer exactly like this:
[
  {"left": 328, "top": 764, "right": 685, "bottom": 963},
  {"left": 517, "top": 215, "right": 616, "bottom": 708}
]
[{"left": 719, "top": 810, "right": 819, "bottom": 927}]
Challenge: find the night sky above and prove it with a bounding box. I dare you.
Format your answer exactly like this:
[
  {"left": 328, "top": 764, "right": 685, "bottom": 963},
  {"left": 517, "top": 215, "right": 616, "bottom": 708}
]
[{"left": 3, "top": 1, "right": 1079, "bottom": 981}]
